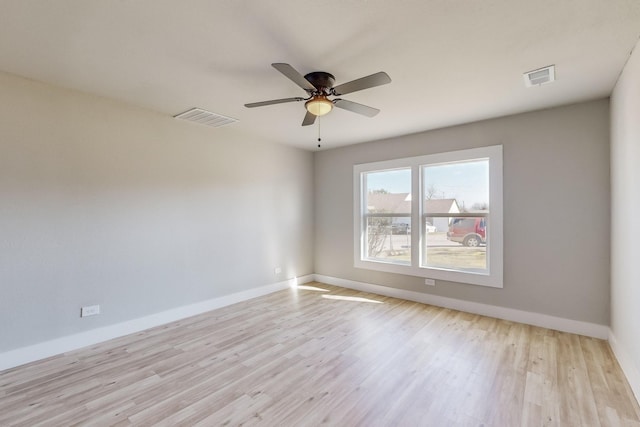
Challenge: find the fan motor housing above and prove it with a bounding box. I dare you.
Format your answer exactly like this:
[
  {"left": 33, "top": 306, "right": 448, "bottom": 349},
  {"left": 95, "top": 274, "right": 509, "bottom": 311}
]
[{"left": 304, "top": 71, "right": 335, "bottom": 91}]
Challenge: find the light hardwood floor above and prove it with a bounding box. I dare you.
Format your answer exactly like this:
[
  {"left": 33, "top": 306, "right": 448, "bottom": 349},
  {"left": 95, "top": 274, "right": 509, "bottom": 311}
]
[{"left": 1, "top": 282, "right": 639, "bottom": 426}]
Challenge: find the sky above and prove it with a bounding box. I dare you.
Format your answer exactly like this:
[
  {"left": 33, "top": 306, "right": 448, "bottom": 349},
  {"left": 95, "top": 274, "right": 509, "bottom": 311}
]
[{"left": 365, "top": 159, "right": 489, "bottom": 209}]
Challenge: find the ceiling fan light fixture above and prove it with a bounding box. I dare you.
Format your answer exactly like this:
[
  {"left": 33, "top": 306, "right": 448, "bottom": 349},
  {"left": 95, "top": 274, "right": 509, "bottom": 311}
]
[{"left": 305, "top": 96, "right": 333, "bottom": 116}]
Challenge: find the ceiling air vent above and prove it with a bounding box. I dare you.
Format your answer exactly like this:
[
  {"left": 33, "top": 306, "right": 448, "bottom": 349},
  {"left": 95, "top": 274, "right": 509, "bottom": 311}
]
[
  {"left": 523, "top": 65, "right": 555, "bottom": 87},
  {"left": 173, "top": 108, "right": 238, "bottom": 128}
]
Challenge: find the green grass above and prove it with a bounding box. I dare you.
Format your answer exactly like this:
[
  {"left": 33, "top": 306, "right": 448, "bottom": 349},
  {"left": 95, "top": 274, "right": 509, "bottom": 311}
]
[
  {"left": 425, "top": 247, "right": 486, "bottom": 270},
  {"left": 383, "top": 247, "right": 486, "bottom": 270}
]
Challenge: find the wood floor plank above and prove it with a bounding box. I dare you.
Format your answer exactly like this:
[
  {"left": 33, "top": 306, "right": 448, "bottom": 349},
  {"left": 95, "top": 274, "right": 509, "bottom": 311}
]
[{"left": 1, "top": 282, "right": 638, "bottom": 426}]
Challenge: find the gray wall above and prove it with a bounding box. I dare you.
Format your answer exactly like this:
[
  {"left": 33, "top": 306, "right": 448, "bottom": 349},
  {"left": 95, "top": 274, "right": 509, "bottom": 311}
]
[
  {"left": 0, "top": 72, "right": 314, "bottom": 352},
  {"left": 315, "top": 100, "right": 610, "bottom": 325},
  {"left": 611, "top": 39, "right": 640, "bottom": 389}
]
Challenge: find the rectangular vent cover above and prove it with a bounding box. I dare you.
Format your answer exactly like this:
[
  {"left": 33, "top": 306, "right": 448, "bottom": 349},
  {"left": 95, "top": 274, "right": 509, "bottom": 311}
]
[
  {"left": 523, "top": 65, "right": 555, "bottom": 87},
  {"left": 173, "top": 108, "right": 238, "bottom": 128}
]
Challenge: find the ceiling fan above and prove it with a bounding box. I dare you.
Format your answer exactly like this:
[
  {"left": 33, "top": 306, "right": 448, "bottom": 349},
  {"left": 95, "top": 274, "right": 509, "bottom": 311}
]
[{"left": 245, "top": 63, "right": 391, "bottom": 126}]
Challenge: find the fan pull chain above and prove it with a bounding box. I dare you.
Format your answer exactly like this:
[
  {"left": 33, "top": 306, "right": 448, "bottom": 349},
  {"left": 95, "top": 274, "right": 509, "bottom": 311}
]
[{"left": 317, "top": 115, "right": 321, "bottom": 148}]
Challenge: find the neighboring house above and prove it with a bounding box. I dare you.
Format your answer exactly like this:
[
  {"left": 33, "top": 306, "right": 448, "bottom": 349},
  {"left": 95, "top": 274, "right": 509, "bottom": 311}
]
[
  {"left": 367, "top": 194, "right": 460, "bottom": 232},
  {"left": 366, "top": 192, "right": 410, "bottom": 215},
  {"left": 425, "top": 198, "right": 460, "bottom": 232}
]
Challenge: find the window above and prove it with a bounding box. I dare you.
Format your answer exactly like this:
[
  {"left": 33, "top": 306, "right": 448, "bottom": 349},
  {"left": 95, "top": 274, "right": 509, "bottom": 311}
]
[{"left": 354, "top": 145, "right": 503, "bottom": 287}]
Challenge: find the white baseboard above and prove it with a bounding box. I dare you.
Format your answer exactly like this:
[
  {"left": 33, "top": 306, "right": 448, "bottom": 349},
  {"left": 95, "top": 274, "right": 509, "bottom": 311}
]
[
  {"left": 313, "top": 274, "right": 609, "bottom": 339},
  {"left": 0, "top": 275, "right": 314, "bottom": 372},
  {"left": 608, "top": 330, "right": 640, "bottom": 403}
]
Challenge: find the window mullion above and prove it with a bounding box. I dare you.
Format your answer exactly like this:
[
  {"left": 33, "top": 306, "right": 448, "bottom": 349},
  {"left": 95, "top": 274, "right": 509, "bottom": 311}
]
[{"left": 411, "top": 164, "right": 420, "bottom": 269}]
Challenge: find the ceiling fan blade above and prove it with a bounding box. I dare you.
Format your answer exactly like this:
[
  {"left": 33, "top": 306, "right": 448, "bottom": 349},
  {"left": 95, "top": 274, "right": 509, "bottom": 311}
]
[
  {"left": 332, "top": 72, "right": 391, "bottom": 96},
  {"left": 272, "top": 63, "right": 316, "bottom": 92},
  {"left": 244, "top": 97, "right": 304, "bottom": 108},
  {"left": 302, "top": 110, "right": 317, "bottom": 126},
  {"left": 333, "top": 99, "right": 380, "bottom": 117}
]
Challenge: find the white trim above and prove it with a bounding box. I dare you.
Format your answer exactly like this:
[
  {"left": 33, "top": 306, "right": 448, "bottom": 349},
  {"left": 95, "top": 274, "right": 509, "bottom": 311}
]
[
  {"left": 0, "top": 275, "right": 314, "bottom": 372},
  {"left": 608, "top": 330, "right": 640, "bottom": 403},
  {"left": 314, "top": 274, "right": 608, "bottom": 339}
]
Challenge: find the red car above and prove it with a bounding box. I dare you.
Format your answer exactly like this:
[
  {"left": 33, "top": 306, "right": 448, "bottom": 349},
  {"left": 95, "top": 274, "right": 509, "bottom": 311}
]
[{"left": 447, "top": 217, "right": 486, "bottom": 247}]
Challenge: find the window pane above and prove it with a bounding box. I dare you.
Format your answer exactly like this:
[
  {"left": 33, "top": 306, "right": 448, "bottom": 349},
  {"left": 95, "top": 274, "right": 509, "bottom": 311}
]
[
  {"left": 363, "top": 169, "right": 411, "bottom": 264},
  {"left": 422, "top": 215, "right": 487, "bottom": 272},
  {"left": 365, "top": 216, "right": 411, "bottom": 264},
  {"left": 423, "top": 160, "right": 489, "bottom": 213},
  {"left": 364, "top": 169, "right": 411, "bottom": 214},
  {"left": 422, "top": 160, "right": 489, "bottom": 273}
]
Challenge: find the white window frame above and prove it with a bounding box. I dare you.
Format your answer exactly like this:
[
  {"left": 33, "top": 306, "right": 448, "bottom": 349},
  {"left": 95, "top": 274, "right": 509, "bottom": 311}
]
[{"left": 353, "top": 145, "right": 503, "bottom": 288}]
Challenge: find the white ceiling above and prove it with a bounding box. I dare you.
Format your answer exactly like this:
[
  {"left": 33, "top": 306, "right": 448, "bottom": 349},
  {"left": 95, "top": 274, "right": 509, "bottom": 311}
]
[{"left": 1, "top": 1, "right": 639, "bottom": 151}]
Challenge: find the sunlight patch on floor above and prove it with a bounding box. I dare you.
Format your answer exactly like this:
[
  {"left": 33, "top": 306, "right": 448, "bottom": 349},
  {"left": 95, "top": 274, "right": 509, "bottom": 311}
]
[
  {"left": 321, "top": 294, "right": 383, "bottom": 304},
  {"left": 295, "top": 285, "right": 330, "bottom": 292}
]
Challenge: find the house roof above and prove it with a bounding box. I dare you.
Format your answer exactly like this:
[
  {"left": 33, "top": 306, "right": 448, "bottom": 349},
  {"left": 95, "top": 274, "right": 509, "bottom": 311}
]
[
  {"left": 0, "top": 1, "right": 638, "bottom": 150},
  {"left": 425, "top": 198, "right": 459, "bottom": 214},
  {"left": 366, "top": 193, "right": 410, "bottom": 214},
  {"left": 367, "top": 195, "right": 461, "bottom": 215}
]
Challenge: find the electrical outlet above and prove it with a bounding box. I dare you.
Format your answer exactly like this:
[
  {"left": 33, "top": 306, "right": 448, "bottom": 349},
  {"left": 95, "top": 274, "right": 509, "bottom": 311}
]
[
  {"left": 424, "top": 278, "right": 436, "bottom": 286},
  {"left": 81, "top": 305, "right": 100, "bottom": 317},
  {"left": 274, "top": 267, "right": 282, "bottom": 275}
]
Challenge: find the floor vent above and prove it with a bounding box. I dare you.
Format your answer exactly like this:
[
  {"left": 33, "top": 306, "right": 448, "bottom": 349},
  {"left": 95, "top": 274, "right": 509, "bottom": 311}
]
[
  {"left": 523, "top": 65, "right": 555, "bottom": 87},
  {"left": 173, "top": 108, "right": 238, "bottom": 128}
]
